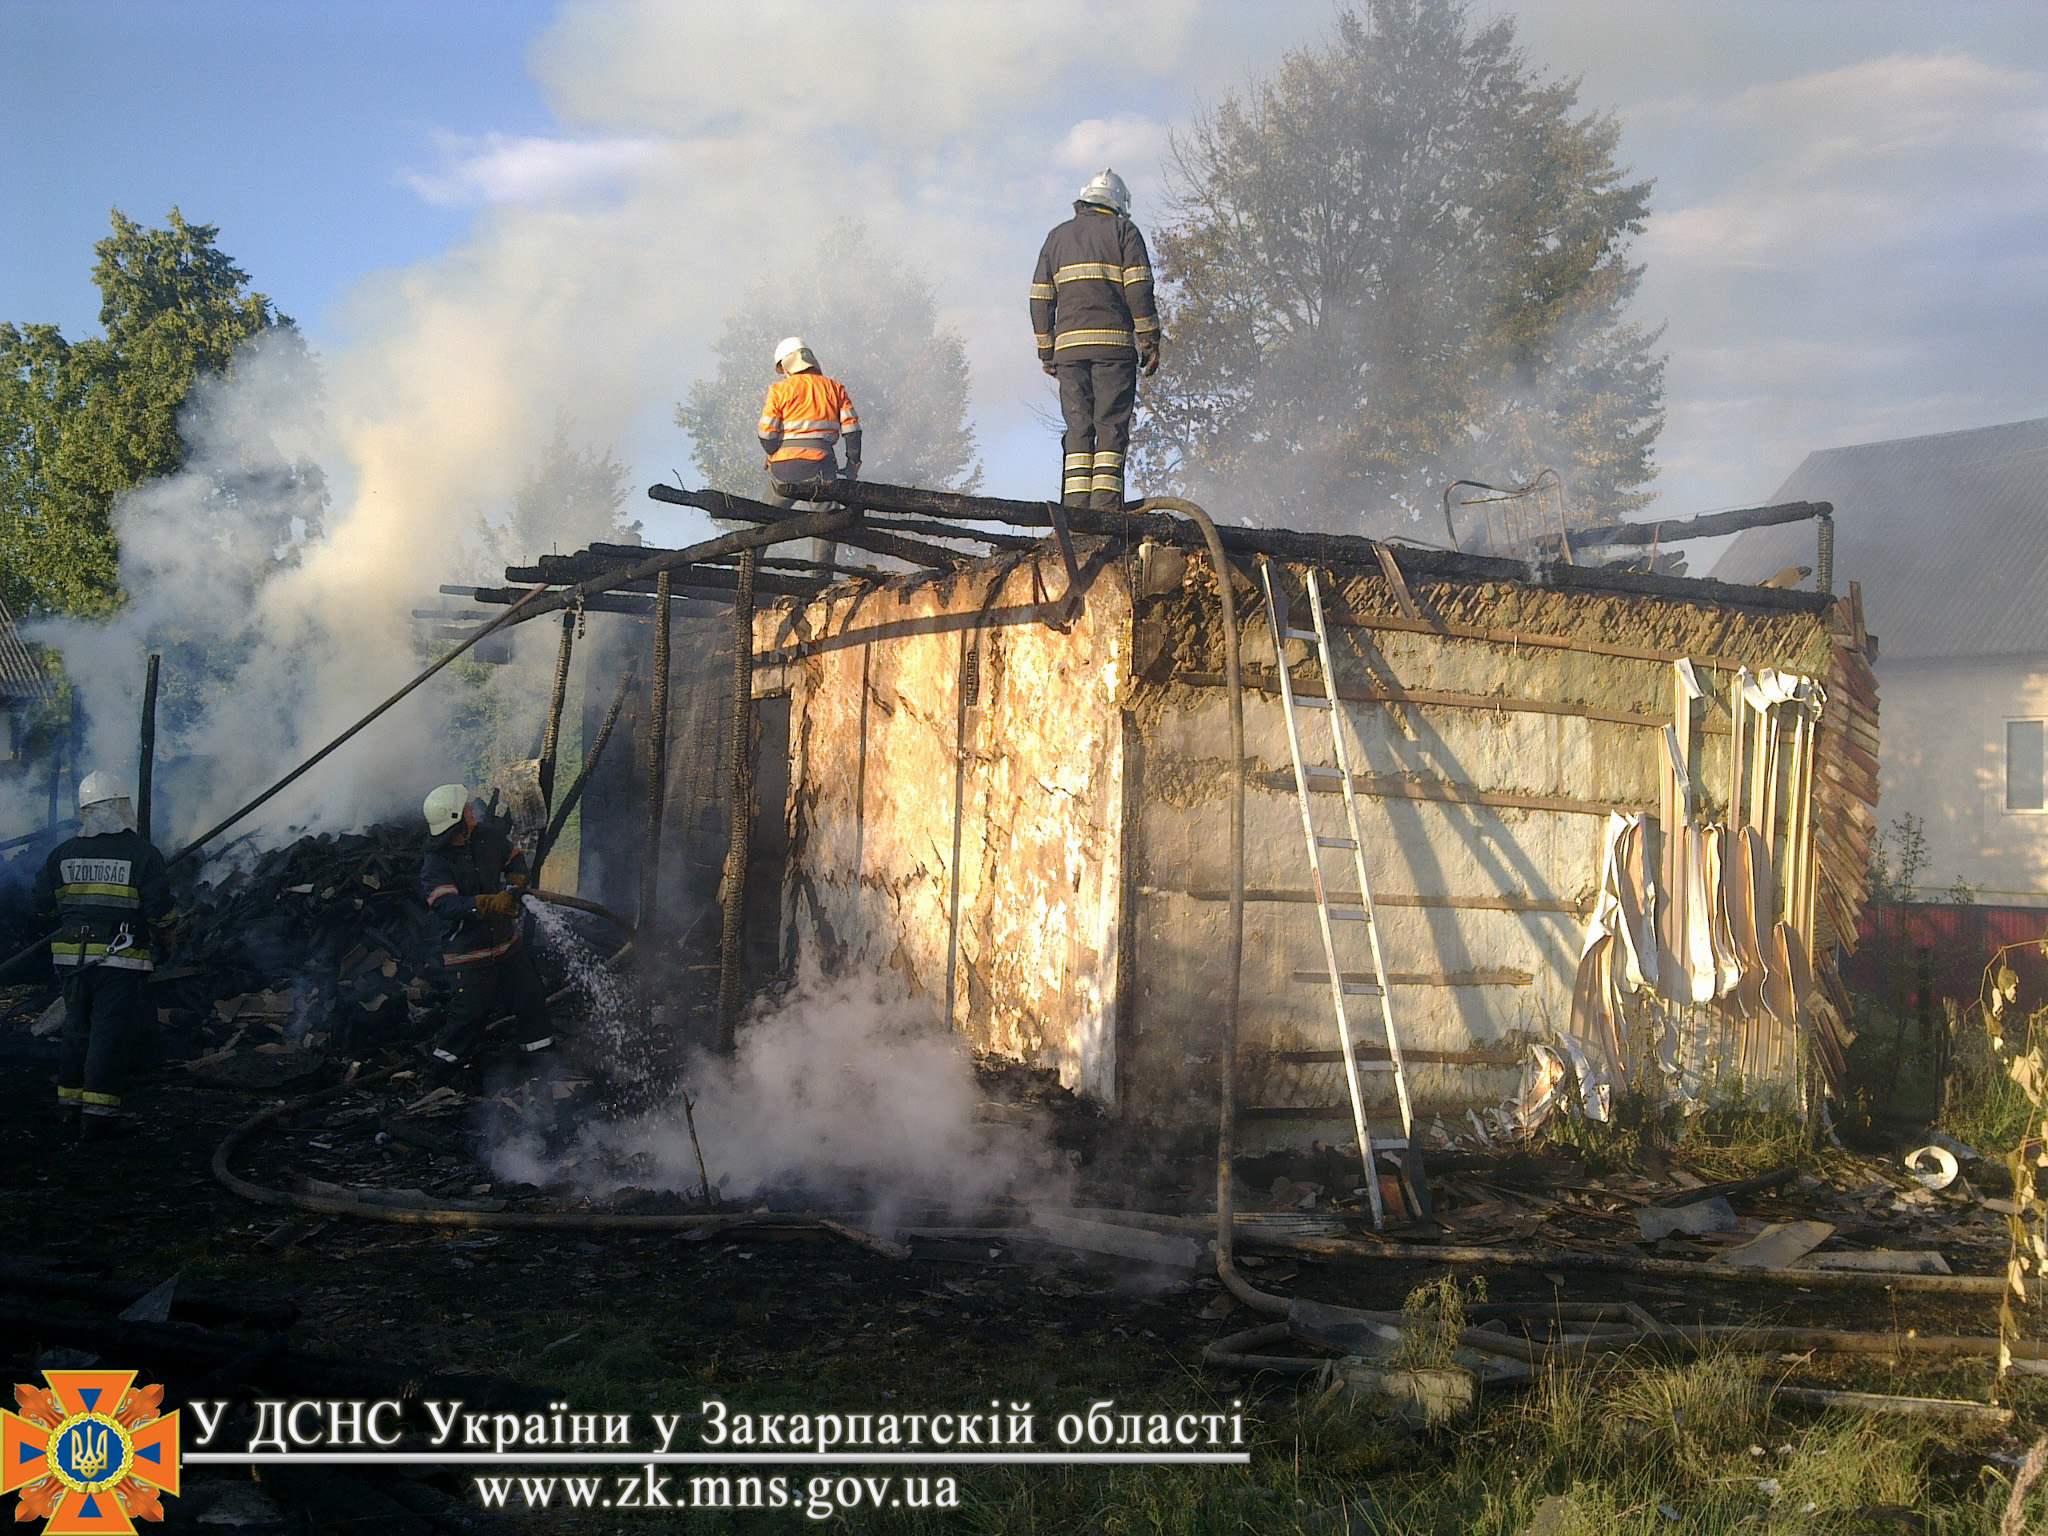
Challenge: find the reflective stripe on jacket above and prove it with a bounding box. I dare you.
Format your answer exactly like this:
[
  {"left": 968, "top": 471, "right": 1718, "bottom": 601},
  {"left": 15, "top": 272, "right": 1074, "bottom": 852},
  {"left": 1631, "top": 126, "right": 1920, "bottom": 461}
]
[
  {"left": 420, "top": 823, "right": 530, "bottom": 968},
  {"left": 1030, "top": 206, "right": 1160, "bottom": 361},
  {"left": 33, "top": 829, "right": 173, "bottom": 971},
  {"left": 758, "top": 373, "right": 862, "bottom": 466}
]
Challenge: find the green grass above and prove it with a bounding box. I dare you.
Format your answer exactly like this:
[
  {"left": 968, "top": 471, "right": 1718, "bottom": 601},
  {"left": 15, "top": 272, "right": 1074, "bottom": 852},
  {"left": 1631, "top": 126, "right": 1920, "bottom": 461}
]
[
  {"left": 493, "top": 1275, "right": 2040, "bottom": 1534},
  {"left": 874, "top": 1347, "right": 2025, "bottom": 1534},
  {"left": 1942, "top": 1005, "right": 2041, "bottom": 1158},
  {"left": 1542, "top": 1083, "right": 1833, "bottom": 1183}
]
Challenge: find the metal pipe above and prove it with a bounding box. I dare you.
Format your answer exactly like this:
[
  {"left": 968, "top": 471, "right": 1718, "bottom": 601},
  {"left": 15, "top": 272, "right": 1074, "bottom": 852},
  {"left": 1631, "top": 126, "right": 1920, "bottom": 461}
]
[
  {"left": 537, "top": 612, "right": 576, "bottom": 805},
  {"left": 715, "top": 549, "right": 758, "bottom": 1052},
  {"left": 532, "top": 666, "right": 635, "bottom": 887},
  {"left": 167, "top": 585, "right": 550, "bottom": 868},
  {"left": 638, "top": 570, "right": 674, "bottom": 940},
  {"left": 1131, "top": 497, "right": 1284, "bottom": 1319},
  {"left": 136, "top": 653, "right": 160, "bottom": 842},
  {"left": 1816, "top": 512, "right": 1835, "bottom": 596}
]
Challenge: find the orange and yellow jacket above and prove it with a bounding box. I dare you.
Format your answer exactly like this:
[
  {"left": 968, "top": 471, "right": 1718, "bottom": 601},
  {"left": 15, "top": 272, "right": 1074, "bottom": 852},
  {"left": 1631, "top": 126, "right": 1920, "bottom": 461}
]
[{"left": 758, "top": 372, "right": 862, "bottom": 469}]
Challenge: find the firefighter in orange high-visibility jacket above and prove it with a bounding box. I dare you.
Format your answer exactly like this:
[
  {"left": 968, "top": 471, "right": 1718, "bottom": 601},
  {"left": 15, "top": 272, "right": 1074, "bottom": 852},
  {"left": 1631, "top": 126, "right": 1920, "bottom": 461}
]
[
  {"left": 34, "top": 771, "right": 174, "bottom": 1140},
  {"left": 757, "top": 336, "right": 861, "bottom": 571},
  {"left": 419, "top": 783, "right": 552, "bottom": 1080},
  {"left": 1030, "top": 168, "right": 1161, "bottom": 508}
]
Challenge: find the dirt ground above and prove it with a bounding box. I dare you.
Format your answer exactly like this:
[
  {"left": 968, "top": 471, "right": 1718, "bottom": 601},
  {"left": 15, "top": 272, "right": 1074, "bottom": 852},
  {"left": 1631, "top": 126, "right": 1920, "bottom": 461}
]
[{"left": 6, "top": 1009, "right": 2044, "bottom": 1534}]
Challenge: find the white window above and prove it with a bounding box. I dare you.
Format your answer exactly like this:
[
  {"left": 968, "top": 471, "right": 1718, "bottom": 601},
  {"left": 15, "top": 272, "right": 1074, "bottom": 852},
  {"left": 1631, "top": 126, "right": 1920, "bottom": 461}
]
[{"left": 2008, "top": 718, "right": 2046, "bottom": 811}]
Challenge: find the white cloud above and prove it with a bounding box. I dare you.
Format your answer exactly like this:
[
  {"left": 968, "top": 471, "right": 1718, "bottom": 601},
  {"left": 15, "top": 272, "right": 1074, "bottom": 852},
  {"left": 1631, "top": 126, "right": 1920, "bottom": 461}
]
[
  {"left": 1055, "top": 112, "right": 1170, "bottom": 174},
  {"left": 1630, "top": 48, "right": 2048, "bottom": 509},
  {"left": 399, "top": 131, "right": 664, "bottom": 207}
]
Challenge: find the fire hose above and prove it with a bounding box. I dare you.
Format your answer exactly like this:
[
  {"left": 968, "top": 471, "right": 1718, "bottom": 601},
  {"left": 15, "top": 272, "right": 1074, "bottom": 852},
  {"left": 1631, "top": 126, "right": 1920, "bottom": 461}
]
[
  {"left": 205, "top": 888, "right": 902, "bottom": 1245},
  {"left": 1129, "top": 498, "right": 1287, "bottom": 1320}
]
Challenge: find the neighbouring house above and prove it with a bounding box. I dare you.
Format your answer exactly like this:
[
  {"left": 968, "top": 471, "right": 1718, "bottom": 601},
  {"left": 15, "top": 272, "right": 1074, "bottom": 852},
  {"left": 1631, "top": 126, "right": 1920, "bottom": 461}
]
[
  {"left": 0, "top": 593, "right": 48, "bottom": 768},
  {"left": 1716, "top": 416, "right": 2048, "bottom": 907}
]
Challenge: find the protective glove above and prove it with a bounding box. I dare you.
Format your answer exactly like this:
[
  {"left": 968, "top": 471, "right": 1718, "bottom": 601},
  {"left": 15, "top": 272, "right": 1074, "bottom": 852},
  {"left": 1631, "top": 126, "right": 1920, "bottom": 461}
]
[
  {"left": 1041, "top": 358, "right": 1058, "bottom": 377},
  {"left": 1139, "top": 341, "right": 1161, "bottom": 378},
  {"left": 474, "top": 890, "right": 522, "bottom": 919}
]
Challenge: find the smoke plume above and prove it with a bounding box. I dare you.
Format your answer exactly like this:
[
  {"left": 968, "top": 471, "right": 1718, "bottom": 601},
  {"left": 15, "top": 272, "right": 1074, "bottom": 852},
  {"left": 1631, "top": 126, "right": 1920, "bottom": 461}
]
[
  {"left": 23, "top": 0, "right": 1280, "bottom": 853},
  {"left": 493, "top": 967, "right": 1074, "bottom": 1230}
]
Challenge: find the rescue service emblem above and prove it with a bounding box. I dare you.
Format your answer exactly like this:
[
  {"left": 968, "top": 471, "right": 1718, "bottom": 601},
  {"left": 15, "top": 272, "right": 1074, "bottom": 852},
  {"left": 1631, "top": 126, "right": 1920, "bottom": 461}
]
[{"left": 2, "top": 1370, "right": 179, "bottom": 1532}]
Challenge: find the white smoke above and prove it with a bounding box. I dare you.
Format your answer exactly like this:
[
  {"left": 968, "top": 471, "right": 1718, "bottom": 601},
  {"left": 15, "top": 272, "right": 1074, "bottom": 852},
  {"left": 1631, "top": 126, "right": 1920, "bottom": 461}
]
[
  {"left": 22, "top": 0, "right": 1299, "bottom": 853},
  {"left": 494, "top": 968, "right": 1074, "bottom": 1230}
]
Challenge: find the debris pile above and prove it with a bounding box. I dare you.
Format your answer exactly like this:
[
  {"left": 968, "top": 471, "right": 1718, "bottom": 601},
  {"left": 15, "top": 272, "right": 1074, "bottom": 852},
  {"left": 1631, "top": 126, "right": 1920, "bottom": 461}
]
[{"left": 157, "top": 823, "right": 451, "bottom": 1070}]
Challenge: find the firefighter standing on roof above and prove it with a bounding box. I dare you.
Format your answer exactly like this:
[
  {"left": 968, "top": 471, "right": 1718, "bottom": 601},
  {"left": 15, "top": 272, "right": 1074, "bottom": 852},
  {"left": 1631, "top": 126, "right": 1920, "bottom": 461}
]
[
  {"left": 1030, "top": 169, "right": 1161, "bottom": 508},
  {"left": 419, "top": 783, "right": 553, "bottom": 1079},
  {"left": 34, "top": 771, "right": 174, "bottom": 1140}
]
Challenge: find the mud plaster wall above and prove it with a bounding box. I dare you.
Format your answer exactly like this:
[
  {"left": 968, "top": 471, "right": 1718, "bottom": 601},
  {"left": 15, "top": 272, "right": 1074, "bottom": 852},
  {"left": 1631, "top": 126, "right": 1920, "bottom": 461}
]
[
  {"left": 753, "top": 549, "right": 1131, "bottom": 1101},
  {"left": 1124, "top": 561, "right": 1839, "bottom": 1139}
]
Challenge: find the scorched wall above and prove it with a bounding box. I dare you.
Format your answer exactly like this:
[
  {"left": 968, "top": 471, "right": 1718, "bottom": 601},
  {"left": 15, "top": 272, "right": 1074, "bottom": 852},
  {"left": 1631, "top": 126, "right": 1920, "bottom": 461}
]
[
  {"left": 754, "top": 546, "right": 1130, "bottom": 1102},
  {"left": 750, "top": 538, "right": 1874, "bottom": 1143}
]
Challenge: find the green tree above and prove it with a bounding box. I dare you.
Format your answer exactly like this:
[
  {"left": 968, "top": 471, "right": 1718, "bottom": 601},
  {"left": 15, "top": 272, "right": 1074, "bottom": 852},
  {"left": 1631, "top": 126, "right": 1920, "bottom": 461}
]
[
  {"left": 507, "top": 419, "right": 634, "bottom": 557},
  {"left": 678, "top": 221, "right": 980, "bottom": 495},
  {"left": 0, "top": 208, "right": 288, "bottom": 615},
  {"left": 1139, "top": 0, "right": 1665, "bottom": 536}
]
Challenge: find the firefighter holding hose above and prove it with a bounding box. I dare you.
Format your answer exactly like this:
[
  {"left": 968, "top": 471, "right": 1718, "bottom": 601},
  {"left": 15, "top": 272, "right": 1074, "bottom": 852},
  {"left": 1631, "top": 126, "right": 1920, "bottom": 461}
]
[
  {"left": 35, "top": 770, "right": 174, "bottom": 1140},
  {"left": 419, "top": 783, "right": 553, "bottom": 1082}
]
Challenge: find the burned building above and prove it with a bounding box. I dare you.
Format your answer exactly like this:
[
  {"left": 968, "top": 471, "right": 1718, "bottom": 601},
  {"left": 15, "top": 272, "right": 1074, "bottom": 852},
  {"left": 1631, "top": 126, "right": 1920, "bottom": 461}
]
[{"left": 466, "top": 484, "right": 1878, "bottom": 1149}]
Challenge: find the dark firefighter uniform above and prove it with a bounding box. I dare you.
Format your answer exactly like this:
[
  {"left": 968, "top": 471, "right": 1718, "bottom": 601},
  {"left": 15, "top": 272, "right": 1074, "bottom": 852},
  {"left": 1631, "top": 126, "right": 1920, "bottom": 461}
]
[
  {"left": 421, "top": 821, "right": 553, "bottom": 1071},
  {"left": 33, "top": 826, "right": 173, "bottom": 1127},
  {"left": 1030, "top": 205, "right": 1161, "bottom": 507}
]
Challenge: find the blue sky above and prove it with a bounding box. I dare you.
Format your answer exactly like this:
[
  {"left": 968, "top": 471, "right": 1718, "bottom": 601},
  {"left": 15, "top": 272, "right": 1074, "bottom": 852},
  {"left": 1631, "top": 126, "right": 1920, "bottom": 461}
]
[
  {"left": 8, "top": 0, "right": 2048, "bottom": 543},
  {"left": 2, "top": 1, "right": 556, "bottom": 335}
]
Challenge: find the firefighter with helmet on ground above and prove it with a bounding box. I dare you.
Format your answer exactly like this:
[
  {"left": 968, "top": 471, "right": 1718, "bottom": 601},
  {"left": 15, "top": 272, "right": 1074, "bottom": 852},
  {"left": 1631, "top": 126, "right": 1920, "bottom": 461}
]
[
  {"left": 418, "top": 782, "right": 554, "bottom": 1082},
  {"left": 35, "top": 770, "right": 174, "bottom": 1140}
]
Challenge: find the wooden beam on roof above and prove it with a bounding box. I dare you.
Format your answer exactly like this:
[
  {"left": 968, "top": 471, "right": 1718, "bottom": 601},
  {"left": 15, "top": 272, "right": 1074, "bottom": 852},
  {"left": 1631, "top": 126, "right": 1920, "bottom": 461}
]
[{"left": 1556, "top": 499, "right": 1833, "bottom": 550}]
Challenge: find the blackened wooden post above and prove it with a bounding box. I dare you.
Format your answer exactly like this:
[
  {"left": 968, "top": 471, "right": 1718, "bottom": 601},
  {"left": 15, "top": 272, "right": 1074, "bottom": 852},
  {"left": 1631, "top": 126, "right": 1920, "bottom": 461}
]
[
  {"left": 136, "top": 653, "right": 161, "bottom": 841},
  {"left": 537, "top": 611, "right": 576, "bottom": 806},
  {"left": 639, "top": 571, "right": 672, "bottom": 936},
  {"left": 716, "top": 549, "right": 758, "bottom": 1052}
]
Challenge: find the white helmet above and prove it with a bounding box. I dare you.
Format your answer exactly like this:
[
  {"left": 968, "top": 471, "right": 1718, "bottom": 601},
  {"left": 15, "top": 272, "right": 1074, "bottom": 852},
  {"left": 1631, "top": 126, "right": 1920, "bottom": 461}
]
[
  {"left": 78, "top": 770, "right": 132, "bottom": 811},
  {"left": 423, "top": 783, "right": 470, "bottom": 838},
  {"left": 773, "top": 336, "right": 817, "bottom": 374},
  {"left": 1077, "top": 168, "right": 1131, "bottom": 216}
]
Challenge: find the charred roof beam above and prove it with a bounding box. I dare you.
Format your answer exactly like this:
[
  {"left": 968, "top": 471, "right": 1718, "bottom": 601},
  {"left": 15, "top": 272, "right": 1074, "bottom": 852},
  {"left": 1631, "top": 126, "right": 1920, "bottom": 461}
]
[
  {"left": 1547, "top": 499, "right": 1833, "bottom": 550},
  {"left": 645, "top": 484, "right": 967, "bottom": 570}
]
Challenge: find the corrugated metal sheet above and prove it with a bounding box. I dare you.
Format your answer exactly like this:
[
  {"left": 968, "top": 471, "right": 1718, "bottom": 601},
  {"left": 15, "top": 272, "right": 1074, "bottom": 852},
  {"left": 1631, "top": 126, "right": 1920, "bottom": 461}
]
[
  {"left": 1841, "top": 901, "right": 2048, "bottom": 1014},
  {"left": 1713, "top": 416, "right": 2048, "bottom": 661},
  {"left": 0, "top": 593, "right": 48, "bottom": 703}
]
